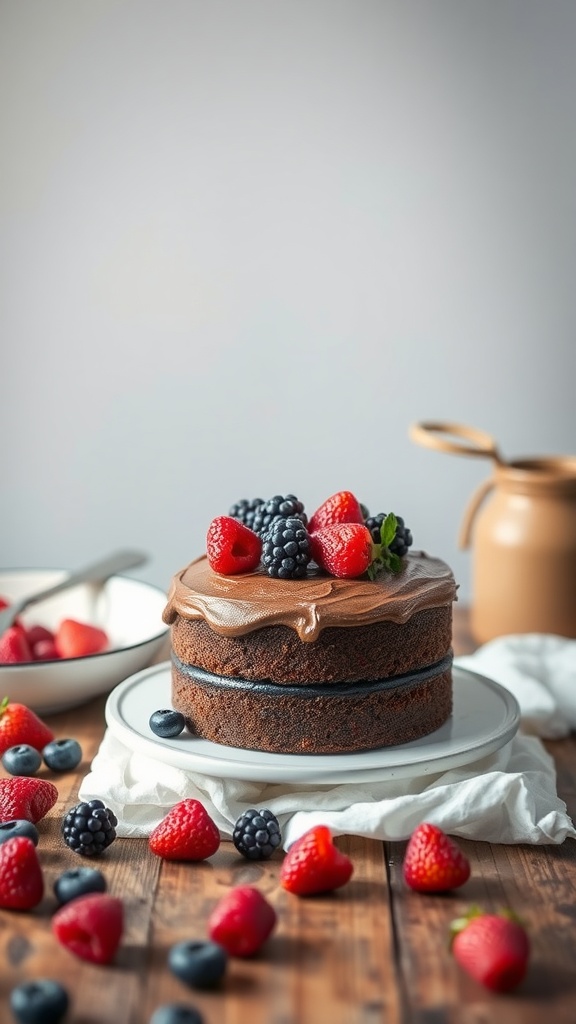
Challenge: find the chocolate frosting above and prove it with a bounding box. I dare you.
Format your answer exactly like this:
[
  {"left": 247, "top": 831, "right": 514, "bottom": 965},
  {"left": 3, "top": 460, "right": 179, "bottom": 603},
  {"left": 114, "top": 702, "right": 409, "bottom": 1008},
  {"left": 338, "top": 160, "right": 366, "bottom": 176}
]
[{"left": 163, "top": 552, "right": 457, "bottom": 643}]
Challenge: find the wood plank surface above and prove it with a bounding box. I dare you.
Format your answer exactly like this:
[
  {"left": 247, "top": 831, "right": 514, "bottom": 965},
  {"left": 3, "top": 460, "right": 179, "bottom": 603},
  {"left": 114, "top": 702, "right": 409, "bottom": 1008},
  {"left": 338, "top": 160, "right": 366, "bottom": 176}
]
[{"left": 0, "top": 608, "right": 575, "bottom": 1023}]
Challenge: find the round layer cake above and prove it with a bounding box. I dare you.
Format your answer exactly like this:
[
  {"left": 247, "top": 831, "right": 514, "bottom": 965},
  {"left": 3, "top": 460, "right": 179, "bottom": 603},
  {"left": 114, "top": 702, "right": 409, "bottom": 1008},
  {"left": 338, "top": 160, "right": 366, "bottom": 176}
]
[{"left": 162, "top": 551, "right": 458, "bottom": 755}]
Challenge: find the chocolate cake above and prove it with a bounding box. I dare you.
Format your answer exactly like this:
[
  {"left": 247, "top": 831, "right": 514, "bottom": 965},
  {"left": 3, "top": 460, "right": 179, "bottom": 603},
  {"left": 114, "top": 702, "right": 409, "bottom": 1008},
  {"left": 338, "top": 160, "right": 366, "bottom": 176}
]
[{"left": 162, "top": 551, "right": 458, "bottom": 755}]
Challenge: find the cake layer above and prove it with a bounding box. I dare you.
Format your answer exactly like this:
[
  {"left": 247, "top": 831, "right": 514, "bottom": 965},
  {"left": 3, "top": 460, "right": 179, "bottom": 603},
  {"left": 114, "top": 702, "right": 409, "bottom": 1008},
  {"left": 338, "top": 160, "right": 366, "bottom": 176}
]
[{"left": 171, "top": 654, "right": 453, "bottom": 754}]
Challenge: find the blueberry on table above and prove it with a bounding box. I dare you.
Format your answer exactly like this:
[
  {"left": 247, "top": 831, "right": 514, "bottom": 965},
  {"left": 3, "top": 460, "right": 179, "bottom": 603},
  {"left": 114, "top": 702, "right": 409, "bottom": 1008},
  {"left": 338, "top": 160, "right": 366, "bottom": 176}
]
[
  {"left": 2, "top": 744, "right": 42, "bottom": 777},
  {"left": 0, "top": 819, "right": 39, "bottom": 846},
  {"left": 233, "top": 807, "right": 282, "bottom": 860},
  {"left": 149, "top": 1005, "right": 204, "bottom": 1024},
  {"left": 54, "top": 865, "right": 107, "bottom": 905},
  {"left": 149, "top": 709, "right": 186, "bottom": 738},
  {"left": 168, "top": 939, "right": 228, "bottom": 989},
  {"left": 10, "top": 978, "right": 69, "bottom": 1024},
  {"left": 42, "top": 738, "right": 83, "bottom": 772},
  {"left": 61, "top": 799, "right": 118, "bottom": 857}
]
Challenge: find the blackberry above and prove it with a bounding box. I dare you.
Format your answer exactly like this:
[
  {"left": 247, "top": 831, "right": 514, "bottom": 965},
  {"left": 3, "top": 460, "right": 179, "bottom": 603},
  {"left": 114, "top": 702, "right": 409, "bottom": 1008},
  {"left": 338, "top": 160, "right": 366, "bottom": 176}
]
[
  {"left": 365, "top": 513, "right": 413, "bottom": 557},
  {"left": 261, "top": 517, "right": 312, "bottom": 579},
  {"left": 228, "top": 497, "right": 265, "bottom": 531},
  {"left": 233, "top": 807, "right": 282, "bottom": 860},
  {"left": 62, "top": 799, "right": 118, "bottom": 857},
  {"left": 251, "top": 494, "right": 307, "bottom": 536}
]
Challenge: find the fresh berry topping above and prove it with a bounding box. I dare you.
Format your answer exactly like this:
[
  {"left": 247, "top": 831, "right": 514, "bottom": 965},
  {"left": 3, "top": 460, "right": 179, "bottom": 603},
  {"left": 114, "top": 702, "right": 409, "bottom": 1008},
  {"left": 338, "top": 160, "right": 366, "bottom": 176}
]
[
  {"left": 450, "top": 908, "right": 530, "bottom": 992},
  {"left": 54, "top": 866, "right": 107, "bottom": 905},
  {"left": 54, "top": 619, "right": 109, "bottom": 658},
  {"left": 261, "top": 517, "right": 312, "bottom": 579},
  {"left": 206, "top": 516, "right": 262, "bottom": 575},
  {"left": 52, "top": 893, "right": 124, "bottom": 965},
  {"left": 251, "top": 494, "right": 307, "bottom": 536},
  {"left": 149, "top": 798, "right": 220, "bottom": 861},
  {"left": 0, "top": 624, "right": 33, "bottom": 663},
  {"left": 2, "top": 743, "right": 42, "bottom": 777},
  {"left": 0, "top": 776, "right": 58, "bottom": 822},
  {"left": 365, "top": 512, "right": 413, "bottom": 557},
  {"left": 0, "top": 697, "right": 54, "bottom": 755},
  {"left": 150, "top": 1007, "right": 203, "bottom": 1024},
  {"left": 308, "top": 490, "right": 364, "bottom": 534},
  {"left": 42, "top": 738, "right": 83, "bottom": 772},
  {"left": 168, "top": 939, "right": 228, "bottom": 989},
  {"left": 10, "top": 979, "right": 69, "bottom": 1024},
  {"left": 208, "top": 885, "right": 277, "bottom": 957},
  {"left": 228, "top": 497, "right": 265, "bottom": 531},
  {"left": 280, "top": 824, "right": 354, "bottom": 896},
  {"left": 0, "top": 819, "right": 39, "bottom": 846},
  {"left": 61, "top": 799, "right": 118, "bottom": 857},
  {"left": 309, "top": 523, "right": 373, "bottom": 579},
  {"left": 149, "top": 709, "right": 186, "bottom": 738},
  {"left": 232, "top": 808, "right": 282, "bottom": 861},
  {"left": 402, "top": 822, "right": 471, "bottom": 893},
  {"left": 0, "top": 835, "right": 44, "bottom": 910}
]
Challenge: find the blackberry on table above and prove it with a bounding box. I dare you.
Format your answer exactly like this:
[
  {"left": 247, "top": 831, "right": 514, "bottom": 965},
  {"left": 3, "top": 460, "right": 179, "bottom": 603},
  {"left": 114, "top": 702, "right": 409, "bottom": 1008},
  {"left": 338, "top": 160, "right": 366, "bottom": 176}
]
[
  {"left": 228, "top": 497, "right": 265, "bottom": 531},
  {"left": 251, "top": 494, "right": 307, "bottom": 536},
  {"left": 365, "top": 513, "right": 413, "bottom": 557},
  {"left": 261, "top": 517, "right": 312, "bottom": 579},
  {"left": 233, "top": 807, "right": 282, "bottom": 860},
  {"left": 62, "top": 799, "right": 118, "bottom": 857}
]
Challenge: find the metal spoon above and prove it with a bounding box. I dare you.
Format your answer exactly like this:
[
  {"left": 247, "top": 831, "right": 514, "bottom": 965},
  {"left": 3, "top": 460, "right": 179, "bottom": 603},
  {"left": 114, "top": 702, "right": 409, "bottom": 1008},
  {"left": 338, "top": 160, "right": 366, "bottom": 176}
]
[{"left": 0, "top": 549, "right": 148, "bottom": 635}]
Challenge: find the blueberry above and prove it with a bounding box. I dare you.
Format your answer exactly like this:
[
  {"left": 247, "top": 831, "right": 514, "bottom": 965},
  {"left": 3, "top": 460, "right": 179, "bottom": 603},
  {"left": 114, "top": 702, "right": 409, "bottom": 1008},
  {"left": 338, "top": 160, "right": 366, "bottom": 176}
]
[
  {"left": 2, "top": 744, "right": 42, "bottom": 777},
  {"left": 53, "top": 866, "right": 107, "bottom": 905},
  {"left": 168, "top": 940, "right": 228, "bottom": 989},
  {"left": 10, "top": 978, "right": 69, "bottom": 1024},
  {"left": 0, "top": 819, "right": 39, "bottom": 846},
  {"left": 149, "top": 1007, "right": 203, "bottom": 1024},
  {"left": 149, "top": 709, "right": 186, "bottom": 738},
  {"left": 42, "top": 738, "right": 83, "bottom": 772}
]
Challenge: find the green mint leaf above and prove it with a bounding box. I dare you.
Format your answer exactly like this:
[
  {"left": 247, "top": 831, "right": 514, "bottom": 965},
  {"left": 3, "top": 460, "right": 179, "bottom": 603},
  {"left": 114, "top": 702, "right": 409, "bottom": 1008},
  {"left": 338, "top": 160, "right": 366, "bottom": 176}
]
[
  {"left": 380, "top": 513, "right": 397, "bottom": 550},
  {"left": 387, "top": 552, "right": 402, "bottom": 574}
]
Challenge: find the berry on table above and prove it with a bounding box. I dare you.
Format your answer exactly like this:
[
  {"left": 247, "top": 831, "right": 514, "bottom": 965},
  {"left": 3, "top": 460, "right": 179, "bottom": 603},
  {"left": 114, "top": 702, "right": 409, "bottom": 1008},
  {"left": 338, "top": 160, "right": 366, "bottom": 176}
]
[
  {"left": 61, "top": 799, "right": 118, "bottom": 857},
  {"left": 0, "top": 819, "right": 39, "bottom": 846},
  {"left": 2, "top": 743, "right": 42, "bottom": 777},
  {"left": 0, "top": 777, "right": 58, "bottom": 823},
  {"left": 251, "top": 494, "right": 307, "bottom": 536},
  {"left": 308, "top": 490, "right": 364, "bottom": 534},
  {"left": 42, "top": 738, "right": 83, "bottom": 772},
  {"left": 208, "top": 885, "right": 277, "bottom": 957},
  {"left": 149, "top": 709, "right": 186, "bottom": 738},
  {"left": 233, "top": 808, "right": 282, "bottom": 860},
  {"left": 402, "top": 822, "right": 471, "bottom": 893},
  {"left": 310, "top": 523, "right": 373, "bottom": 579},
  {"left": 168, "top": 939, "right": 228, "bottom": 989},
  {"left": 228, "top": 497, "right": 265, "bottom": 531},
  {"left": 149, "top": 798, "right": 220, "bottom": 861},
  {"left": 54, "top": 866, "right": 107, "bottom": 905},
  {"left": 0, "top": 835, "right": 44, "bottom": 910},
  {"left": 206, "top": 516, "right": 262, "bottom": 575},
  {"left": 261, "top": 517, "right": 312, "bottom": 579},
  {"left": 149, "top": 1007, "right": 204, "bottom": 1024},
  {"left": 450, "top": 908, "right": 530, "bottom": 992},
  {"left": 365, "top": 512, "right": 413, "bottom": 556},
  {"left": 9, "top": 979, "right": 69, "bottom": 1024},
  {"left": 0, "top": 697, "right": 54, "bottom": 755},
  {"left": 280, "top": 825, "right": 354, "bottom": 896},
  {"left": 52, "top": 893, "right": 123, "bottom": 964}
]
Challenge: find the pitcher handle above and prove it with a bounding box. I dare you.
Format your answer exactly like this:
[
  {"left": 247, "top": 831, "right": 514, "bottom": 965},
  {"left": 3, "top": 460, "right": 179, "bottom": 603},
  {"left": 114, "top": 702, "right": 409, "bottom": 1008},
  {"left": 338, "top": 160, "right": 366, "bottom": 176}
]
[
  {"left": 458, "top": 478, "right": 495, "bottom": 549},
  {"left": 409, "top": 421, "right": 504, "bottom": 465}
]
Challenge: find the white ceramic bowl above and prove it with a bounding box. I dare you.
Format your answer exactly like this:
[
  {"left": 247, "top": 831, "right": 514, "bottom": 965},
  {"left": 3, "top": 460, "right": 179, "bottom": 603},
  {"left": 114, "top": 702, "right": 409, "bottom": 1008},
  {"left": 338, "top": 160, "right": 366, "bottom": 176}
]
[{"left": 0, "top": 569, "right": 169, "bottom": 714}]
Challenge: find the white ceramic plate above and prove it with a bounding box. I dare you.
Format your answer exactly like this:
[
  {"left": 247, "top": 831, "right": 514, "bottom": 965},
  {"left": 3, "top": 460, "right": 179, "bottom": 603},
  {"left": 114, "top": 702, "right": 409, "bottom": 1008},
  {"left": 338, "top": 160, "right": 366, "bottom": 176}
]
[{"left": 105, "top": 663, "right": 520, "bottom": 784}]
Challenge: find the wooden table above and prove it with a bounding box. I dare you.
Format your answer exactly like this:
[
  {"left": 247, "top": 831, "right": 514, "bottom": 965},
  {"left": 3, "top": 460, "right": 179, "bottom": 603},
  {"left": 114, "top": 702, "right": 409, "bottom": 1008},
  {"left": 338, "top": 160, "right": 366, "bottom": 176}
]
[{"left": 1, "top": 608, "right": 576, "bottom": 1023}]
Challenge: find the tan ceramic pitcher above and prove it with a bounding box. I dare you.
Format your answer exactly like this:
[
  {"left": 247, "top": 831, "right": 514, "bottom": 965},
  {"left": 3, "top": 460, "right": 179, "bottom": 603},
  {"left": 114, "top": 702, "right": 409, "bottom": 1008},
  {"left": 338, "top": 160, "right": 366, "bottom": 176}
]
[{"left": 410, "top": 421, "right": 576, "bottom": 643}]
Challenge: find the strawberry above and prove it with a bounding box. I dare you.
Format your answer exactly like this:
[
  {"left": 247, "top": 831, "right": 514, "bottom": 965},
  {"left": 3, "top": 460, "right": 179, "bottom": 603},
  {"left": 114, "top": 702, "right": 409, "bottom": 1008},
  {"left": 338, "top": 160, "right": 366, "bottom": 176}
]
[
  {"left": 206, "top": 516, "right": 262, "bottom": 575},
  {"left": 52, "top": 893, "right": 124, "bottom": 964},
  {"left": 402, "top": 822, "right": 471, "bottom": 893},
  {"left": 0, "top": 776, "right": 58, "bottom": 823},
  {"left": 451, "top": 908, "right": 530, "bottom": 992},
  {"left": 308, "top": 491, "right": 365, "bottom": 534},
  {"left": 0, "top": 697, "right": 54, "bottom": 755},
  {"left": 0, "top": 835, "right": 44, "bottom": 910},
  {"left": 149, "top": 798, "right": 221, "bottom": 861},
  {"left": 280, "top": 824, "right": 354, "bottom": 896},
  {"left": 31, "top": 639, "right": 60, "bottom": 661},
  {"left": 310, "top": 523, "right": 374, "bottom": 579},
  {"left": 208, "top": 885, "right": 277, "bottom": 957},
  {"left": 25, "top": 624, "right": 56, "bottom": 647},
  {"left": 0, "top": 625, "right": 32, "bottom": 664},
  {"left": 55, "top": 619, "right": 109, "bottom": 659}
]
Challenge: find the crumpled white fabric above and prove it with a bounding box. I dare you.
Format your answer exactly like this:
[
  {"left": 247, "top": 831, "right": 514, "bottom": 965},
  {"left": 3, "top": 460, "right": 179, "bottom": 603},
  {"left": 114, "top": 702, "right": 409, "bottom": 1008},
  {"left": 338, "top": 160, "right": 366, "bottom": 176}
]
[{"left": 79, "top": 633, "right": 576, "bottom": 848}]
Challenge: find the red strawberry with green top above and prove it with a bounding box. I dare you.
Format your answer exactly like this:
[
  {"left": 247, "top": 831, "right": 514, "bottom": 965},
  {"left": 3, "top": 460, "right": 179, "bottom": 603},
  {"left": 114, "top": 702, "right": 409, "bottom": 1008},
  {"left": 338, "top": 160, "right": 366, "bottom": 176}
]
[
  {"left": 52, "top": 893, "right": 124, "bottom": 964},
  {"left": 0, "top": 697, "right": 54, "bottom": 755},
  {"left": 206, "top": 515, "right": 262, "bottom": 575},
  {"left": 310, "top": 523, "right": 374, "bottom": 579},
  {"left": 55, "top": 619, "right": 109, "bottom": 659},
  {"left": 0, "top": 625, "right": 32, "bottom": 664},
  {"left": 308, "top": 490, "right": 364, "bottom": 534},
  {"left": 149, "top": 798, "right": 221, "bottom": 861},
  {"left": 403, "top": 822, "right": 471, "bottom": 893},
  {"left": 208, "top": 885, "right": 277, "bottom": 957},
  {"left": 451, "top": 908, "right": 530, "bottom": 992},
  {"left": 0, "top": 835, "right": 44, "bottom": 910},
  {"left": 0, "top": 776, "right": 58, "bottom": 823},
  {"left": 280, "top": 824, "right": 354, "bottom": 896}
]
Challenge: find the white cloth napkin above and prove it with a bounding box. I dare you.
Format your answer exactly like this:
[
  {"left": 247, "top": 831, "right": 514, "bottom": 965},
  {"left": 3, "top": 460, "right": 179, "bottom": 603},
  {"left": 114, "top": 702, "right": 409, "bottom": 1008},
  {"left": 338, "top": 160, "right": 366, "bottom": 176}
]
[{"left": 79, "top": 634, "right": 576, "bottom": 848}]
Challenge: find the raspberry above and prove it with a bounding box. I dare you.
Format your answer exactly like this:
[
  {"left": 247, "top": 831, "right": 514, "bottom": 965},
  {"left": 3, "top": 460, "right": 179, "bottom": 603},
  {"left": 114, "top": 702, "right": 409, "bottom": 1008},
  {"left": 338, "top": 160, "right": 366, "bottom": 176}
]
[
  {"left": 61, "top": 799, "right": 118, "bottom": 857},
  {"left": 228, "top": 497, "right": 265, "bottom": 531},
  {"left": 0, "top": 835, "right": 44, "bottom": 910},
  {"left": 206, "top": 516, "right": 262, "bottom": 575},
  {"left": 365, "top": 513, "right": 413, "bottom": 556},
  {"left": 251, "top": 494, "right": 307, "bottom": 536},
  {"left": 149, "top": 798, "right": 220, "bottom": 861},
  {"left": 52, "top": 893, "right": 123, "bottom": 965},
  {"left": 261, "top": 517, "right": 312, "bottom": 579},
  {"left": 310, "top": 523, "right": 374, "bottom": 579},
  {"left": 232, "top": 808, "right": 282, "bottom": 860},
  {"left": 208, "top": 885, "right": 277, "bottom": 957}
]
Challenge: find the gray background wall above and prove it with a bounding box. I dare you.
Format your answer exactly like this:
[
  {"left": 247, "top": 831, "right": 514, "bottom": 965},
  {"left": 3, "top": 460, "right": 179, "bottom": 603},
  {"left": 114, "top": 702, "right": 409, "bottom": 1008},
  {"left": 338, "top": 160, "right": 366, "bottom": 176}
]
[{"left": 2, "top": 0, "right": 576, "bottom": 601}]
